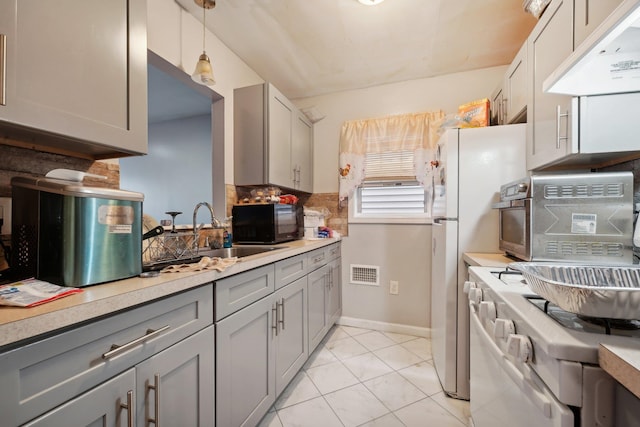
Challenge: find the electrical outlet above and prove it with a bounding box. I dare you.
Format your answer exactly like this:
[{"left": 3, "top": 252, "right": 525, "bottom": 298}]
[
  {"left": 0, "top": 198, "right": 10, "bottom": 235},
  {"left": 390, "top": 280, "right": 399, "bottom": 295}
]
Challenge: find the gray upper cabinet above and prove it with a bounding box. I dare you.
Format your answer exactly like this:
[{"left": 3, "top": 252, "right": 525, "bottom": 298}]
[
  {"left": 234, "top": 82, "right": 314, "bottom": 192},
  {"left": 526, "top": 0, "right": 574, "bottom": 171},
  {"left": 504, "top": 42, "right": 528, "bottom": 124},
  {"left": 0, "top": 0, "right": 147, "bottom": 159},
  {"left": 574, "top": 0, "right": 624, "bottom": 46},
  {"left": 491, "top": 43, "right": 527, "bottom": 126}
]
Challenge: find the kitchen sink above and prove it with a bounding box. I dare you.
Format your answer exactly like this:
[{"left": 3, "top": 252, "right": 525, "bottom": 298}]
[
  {"left": 142, "top": 245, "right": 285, "bottom": 271},
  {"left": 198, "top": 245, "right": 284, "bottom": 259}
]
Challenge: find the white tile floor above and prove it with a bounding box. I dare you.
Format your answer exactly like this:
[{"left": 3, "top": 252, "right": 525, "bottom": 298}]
[{"left": 258, "top": 325, "right": 470, "bottom": 427}]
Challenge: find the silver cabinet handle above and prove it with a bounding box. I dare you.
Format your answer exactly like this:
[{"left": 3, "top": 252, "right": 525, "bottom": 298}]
[
  {"left": 502, "top": 97, "right": 508, "bottom": 124},
  {"left": 121, "top": 390, "right": 134, "bottom": 427},
  {"left": 555, "top": 105, "right": 569, "bottom": 149},
  {"left": 102, "top": 325, "right": 171, "bottom": 359},
  {"left": 1, "top": 34, "right": 6, "bottom": 106},
  {"left": 148, "top": 374, "right": 160, "bottom": 425},
  {"left": 272, "top": 305, "right": 278, "bottom": 336},
  {"left": 278, "top": 298, "right": 285, "bottom": 331}
]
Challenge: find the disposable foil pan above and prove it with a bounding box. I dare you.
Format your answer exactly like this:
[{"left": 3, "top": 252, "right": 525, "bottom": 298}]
[{"left": 508, "top": 262, "right": 640, "bottom": 319}]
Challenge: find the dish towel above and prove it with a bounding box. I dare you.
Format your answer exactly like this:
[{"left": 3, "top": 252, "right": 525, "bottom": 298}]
[{"left": 161, "top": 256, "right": 239, "bottom": 273}]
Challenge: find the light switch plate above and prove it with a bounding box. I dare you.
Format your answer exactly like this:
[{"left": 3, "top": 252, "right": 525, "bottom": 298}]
[{"left": 0, "top": 197, "right": 11, "bottom": 235}]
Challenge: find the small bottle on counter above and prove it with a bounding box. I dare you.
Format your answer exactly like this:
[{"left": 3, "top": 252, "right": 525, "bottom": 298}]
[{"left": 223, "top": 229, "right": 232, "bottom": 248}]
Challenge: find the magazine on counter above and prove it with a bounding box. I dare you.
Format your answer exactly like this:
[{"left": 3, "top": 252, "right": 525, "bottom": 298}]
[{"left": 0, "top": 278, "right": 82, "bottom": 307}]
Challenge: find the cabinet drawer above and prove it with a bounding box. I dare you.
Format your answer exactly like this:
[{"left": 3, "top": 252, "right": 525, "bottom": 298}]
[
  {"left": 275, "top": 253, "right": 308, "bottom": 290},
  {"left": 215, "top": 264, "right": 275, "bottom": 321},
  {"left": 326, "top": 243, "right": 341, "bottom": 261},
  {"left": 0, "top": 285, "right": 213, "bottom": 426},
  {"left": 307, "top": 247, "right": 328, "bottom": 272}
]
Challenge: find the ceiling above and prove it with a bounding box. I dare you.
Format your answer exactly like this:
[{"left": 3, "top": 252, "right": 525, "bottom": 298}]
[{"left": 177, "top": 0, "right": 538, "bottom": 100}]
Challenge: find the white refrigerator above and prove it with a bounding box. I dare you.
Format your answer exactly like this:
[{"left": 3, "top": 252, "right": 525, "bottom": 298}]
[{"left": 430, "top": 124, "right": 526, "bottom": 400}]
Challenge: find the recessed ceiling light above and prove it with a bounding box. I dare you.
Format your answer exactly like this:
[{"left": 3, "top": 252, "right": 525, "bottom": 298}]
[{"left": 358, "top": 0, "right": 385, "bottom": 5}]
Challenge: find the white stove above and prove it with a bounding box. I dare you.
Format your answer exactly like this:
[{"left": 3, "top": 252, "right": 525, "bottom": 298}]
[{"left": 468, "top": 266, "right": 640, "bottom": 427}]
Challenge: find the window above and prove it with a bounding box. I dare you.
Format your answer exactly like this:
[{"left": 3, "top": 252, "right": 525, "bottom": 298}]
[
  {"left": 338, "top": 111, "right": 443, "bottom": 223},
  {"left": 349, "top": 149, "right": 429, "bottom": 222}
]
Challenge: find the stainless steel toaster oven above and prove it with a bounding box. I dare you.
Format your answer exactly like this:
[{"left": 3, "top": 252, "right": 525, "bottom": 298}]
[{"left": 494, "top": 172, "right": 634, "bottom": 263}]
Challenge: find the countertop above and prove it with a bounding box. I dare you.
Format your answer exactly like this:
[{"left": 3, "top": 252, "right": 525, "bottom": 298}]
[
  {"left": 463, "top": 252, "right": 515, "bottom": 268},
  {"left": 599, "top": 343, "right": 640, "bottom": 399},
  {"left": 0, "top": 238, "right": 339, "bottom": 349}
]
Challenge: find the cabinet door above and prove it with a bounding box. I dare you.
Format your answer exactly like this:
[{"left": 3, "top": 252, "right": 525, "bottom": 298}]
[
  {"left": 505, "top": 43, "right": 528, "bottom": 124},
  {"left": 268, "top": 84, "right": 294, "bottom": 189},
  {"left": 292, "top": 113, "right": 313, "bottom": 192},
  {"left": 490, "top": 86, "right": 505, "bottom": 126},
  {"left": 574, "top": 0, "right": 623, "bottom": 46},
  {"left": 136, "top": 326, "right": 214, "bottom": 427},
  {"left": 526, "top": 0, "right": 574, "bottom": 171},
  {"left": 216, "top": 296, "right": 275, "bottom": 427},
  {"left": 308, "top": 265, "right": 330, "bottom": 353},
  {"left": 274, "top": 276, "right": 308, "bottom": 395},
  {"left": 0, "top": 0, "right": 147, "bottom": 157},
  {"left": 327, "top": 258, "right": 342, "bottom": 327},
  {"left": 23, "top": 369, "right": 136, "bottom": 427}
]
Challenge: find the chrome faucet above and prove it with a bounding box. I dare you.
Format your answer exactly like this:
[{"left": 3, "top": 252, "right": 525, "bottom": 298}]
[{"left": 193, "top": 202, "right": 224, "bottom": 247}]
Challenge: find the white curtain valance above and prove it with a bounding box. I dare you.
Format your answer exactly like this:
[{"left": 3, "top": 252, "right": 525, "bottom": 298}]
[{"left": 338, "top": 110, "right": 445, "bottom": 202}]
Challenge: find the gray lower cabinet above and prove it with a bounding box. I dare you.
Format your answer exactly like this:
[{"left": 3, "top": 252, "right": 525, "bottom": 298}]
[
  {"left": 308, "top": 255, "right": 342, "bottom": 354},
  {"left": 327, "top": 257, "right": 342, "bottom": 327},
  {"left": 308, "top": 264, "right": 330, "bottom": 353},
  {"left": 23, "top": 369, "right": 136, "bottom": 427},
  {"left": 135, "top": 326, "right": 214, "bottom": 427},
  {"left": 274, "top": 277, "right": 308, "bottom": 395},
  {"left": 216, "top": 276, "right": 308, "bottom": 427},
  {"left": 0, "top": 285, "right": 214, "bottom": 426},
  {"left": 24, "top": 326, "right": 214, "bottom": 427}
]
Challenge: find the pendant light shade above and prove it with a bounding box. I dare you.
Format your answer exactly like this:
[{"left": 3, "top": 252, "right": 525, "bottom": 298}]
[
  {"left": 192, "top": 0, "right": 216, "bottom": 86},
  {"left": 192, "top": 53, "right": 215, "bottom": 85}
]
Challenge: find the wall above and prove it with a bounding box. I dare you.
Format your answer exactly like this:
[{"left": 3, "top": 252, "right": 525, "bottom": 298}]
[
  {"left": 147, "top": 0, "right": 264, "bottom": 186},
  {"left": 120, "top": 114, "right": 213, "bottom": 226},
  {"left": 294, "top": 66, "right": 507, "bottom": 330}
]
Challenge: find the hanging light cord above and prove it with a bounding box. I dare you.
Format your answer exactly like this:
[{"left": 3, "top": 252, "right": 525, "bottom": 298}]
[{"left": 202, "top": 3, "right": 206, "bottom": 53}]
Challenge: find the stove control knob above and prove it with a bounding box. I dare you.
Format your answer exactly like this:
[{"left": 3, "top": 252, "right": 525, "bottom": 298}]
[
  {"left": 493, "top": 319, "right": 516, "bottom": 340},
  {"left": 506, "top": 334, "right": 533, "bottom": 363},
  {"left": 468, "top": 288, "right": 482, "bottom": 304},
  {"left": 479, "top": 301, "right": 496, "bottom": 322},
  {"left": 463, "top": 281, "right": 477, "bottom": 294}
]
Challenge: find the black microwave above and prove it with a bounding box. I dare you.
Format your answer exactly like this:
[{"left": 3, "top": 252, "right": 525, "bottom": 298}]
[{"left": 232, "top": 204, "right": 302, "bottom": 244}]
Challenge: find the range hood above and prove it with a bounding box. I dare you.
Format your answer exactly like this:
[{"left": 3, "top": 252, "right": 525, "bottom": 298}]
[{"left": 544, "top": 0, "right": 640, "bottom": 96}]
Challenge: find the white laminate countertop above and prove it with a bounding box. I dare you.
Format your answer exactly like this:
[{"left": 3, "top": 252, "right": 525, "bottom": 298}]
[
  {"left": 599, "top": 343, "right": 640, "bottom": 399},
  {"left": 463, "top": 252, "right": 515, "bottom": 268},
  {"left": 0, "top": 238, "right": 339, "bottom": 349}
]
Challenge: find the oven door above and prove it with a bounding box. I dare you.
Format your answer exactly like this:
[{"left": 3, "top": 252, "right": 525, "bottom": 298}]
[{"left": 469, "top": 301, "right": 574, "bottom": 427}]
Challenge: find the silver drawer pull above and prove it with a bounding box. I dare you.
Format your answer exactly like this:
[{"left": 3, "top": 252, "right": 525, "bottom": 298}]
[
  {"left": 102, "top": 325, "right": 171, "bottom": 359},
  {"left": 120, "top": 390, "right": 134, "bottom": 427},
  {"left": 272, "top": 305, "right": 278, "bottom": 336},
  {"left": 313, "top": 255, "right": 324, "bottom": 263},
  {"left": 148, "top": 374, "right": 161, "bottom": 425},
  {"left": 278, "top": 298, "right": 285, "bottom": 331}
]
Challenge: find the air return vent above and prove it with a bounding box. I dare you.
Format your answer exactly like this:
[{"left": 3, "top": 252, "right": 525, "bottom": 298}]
[{"left": 350, "top": 264, "right": 380, "bottom": 286}]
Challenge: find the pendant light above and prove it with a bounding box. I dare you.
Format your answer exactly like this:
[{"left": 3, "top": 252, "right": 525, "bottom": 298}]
[{"left": 192, "top": 0, "right": 216, "bottom": 86}]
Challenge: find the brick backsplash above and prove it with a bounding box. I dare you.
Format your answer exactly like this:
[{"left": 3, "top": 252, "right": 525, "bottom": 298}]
[{"left": 0, "top": 144, "right": 120, "bottom": 197}]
